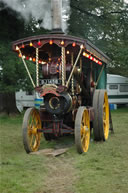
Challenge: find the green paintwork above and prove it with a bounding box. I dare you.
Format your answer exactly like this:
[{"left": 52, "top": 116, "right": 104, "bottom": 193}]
[
  {"left": 96, "top": 64, "right": 107, "bottom": 89},
  {"left": 108, "top": 95, "right": 128, "bottom": 99}
]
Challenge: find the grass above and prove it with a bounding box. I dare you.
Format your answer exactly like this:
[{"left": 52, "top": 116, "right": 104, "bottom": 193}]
[
  {"left": 0, "top": 114, "right": 47, "bottom": 193},
  {"left": 0, "top": 107, "right": 128, "bottom": 193},
  {"left": 74, "top": 107, "right": 128, "bottom": 193}
]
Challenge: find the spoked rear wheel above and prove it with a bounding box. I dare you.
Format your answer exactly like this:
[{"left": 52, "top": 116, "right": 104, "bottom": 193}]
[
  {"left": 22, "top": 108, "right": 42, "bottom": 153},
  {"left": 75, "top": 107, "right": 90, "bottom": 154},
  {"left": 93, "top": 89, "right": 109, "bottom": 141}
]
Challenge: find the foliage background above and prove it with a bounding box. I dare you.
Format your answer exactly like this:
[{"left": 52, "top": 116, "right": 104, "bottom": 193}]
[{"left": 0, "top": 0, "right": 128, "bottom": 93}]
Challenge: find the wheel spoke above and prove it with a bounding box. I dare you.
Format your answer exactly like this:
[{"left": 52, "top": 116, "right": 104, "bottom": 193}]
[
  {"left": 28, "top": 128, "right": 32, "bottom": 135},
  {"left": 33, "top": 135, "right": 38, "bottom": 149},
  {"left": 103, "top": 119, "right": 106, "bottom": 125},
  {"left": 30, "top": 134, "right": 34, "bottom": 147},
  {"left": 81, "top": 133, "right": 85, "bottom": 143}
]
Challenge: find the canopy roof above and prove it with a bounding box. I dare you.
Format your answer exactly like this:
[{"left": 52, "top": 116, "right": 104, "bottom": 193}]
[{"left": 12, "top": 34, "right": 110, "bottom": 64}]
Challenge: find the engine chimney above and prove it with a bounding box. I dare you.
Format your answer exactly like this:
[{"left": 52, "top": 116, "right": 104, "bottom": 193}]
[{"left": 51, "top": 0, "right": 63, "bottom": 33}]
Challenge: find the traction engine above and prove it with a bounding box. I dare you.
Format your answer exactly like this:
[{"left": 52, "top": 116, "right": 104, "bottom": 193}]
[{"left": 12, "top": 34, "right": 112, "bottom": 154}]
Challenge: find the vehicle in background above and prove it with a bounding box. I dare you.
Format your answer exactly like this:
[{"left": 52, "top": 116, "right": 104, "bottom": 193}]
[
  {"left": 107, "top": 74, "right": 128, "bottom": 104},
  {"left": 15, "top": 89, "right": 35, "bottom": 112}
]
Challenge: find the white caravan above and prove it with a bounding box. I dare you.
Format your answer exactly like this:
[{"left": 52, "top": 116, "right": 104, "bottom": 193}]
[
  {"left": 107, "top": 74, "right": 128, "bottom": 104},
  {"left": 15, "top": 89, "right": 35, "bottom": 112}
]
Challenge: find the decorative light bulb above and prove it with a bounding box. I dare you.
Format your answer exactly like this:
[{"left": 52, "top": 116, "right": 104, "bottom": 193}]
[
  {"left": 99, "top": 61, "right": 102, "bottom": 65},
  {"left": 49, "top": 40, "right": 53, "bottom": 45},
  {"left": 33, "top": 58, "right": 36, "bottom": 62},
  {"left": 72, "top": 42, "right": 76, "bottom": 47},
  {"left": 60, "top": 40, "right": 64, "bottom": 45},
  {"left": 80, "top": 44, "right": 84, "bottom": 49},
  {"left": 37, "top": 40, "right": 41, "bottom": 46},
  {"left": 86, "top": 54, "right": 89, "bottom": 58},
  {"left": 30, "top": 42, "right": 33, "bottom": 47},
  {"left": 16, "top": 46, "right": 19, "bottom": 51},
  {"left": 83, "top": 52, "right": 86, "bottom": 56},
  {"left": 22, "top": 44, "right": 25, "bottom": 48}
]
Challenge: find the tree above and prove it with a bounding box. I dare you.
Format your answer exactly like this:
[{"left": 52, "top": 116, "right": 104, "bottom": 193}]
[
  {"left": 68, "top": 0, "right": 128, "bottom": 77},
  {"left": 0, "top": 40, "right": 36, "bottom": 114},
  {"left": 0, "top": 3, "right": 44, "bottom": 114}
]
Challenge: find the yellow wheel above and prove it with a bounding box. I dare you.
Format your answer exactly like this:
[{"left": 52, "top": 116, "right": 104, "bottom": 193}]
[
  {"left": 22, "top": 108, "right": 42, "bottom": 153},
  {"left": 103, "top": 92, "right": 109, "bottom": 140},
  {"left": 93, "top": 89, "right": 109, "bottom": 141},
  {"left": 75, "top": 107, "right": 90, "bottom": 154}
]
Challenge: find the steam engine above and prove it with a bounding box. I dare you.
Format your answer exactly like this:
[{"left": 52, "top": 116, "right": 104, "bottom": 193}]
[
  {"left": 12, "top": 0, "right": 111, "bottom": 154},
  {"left": 12, "top": 33, "right": 111, "bottom": 154}
]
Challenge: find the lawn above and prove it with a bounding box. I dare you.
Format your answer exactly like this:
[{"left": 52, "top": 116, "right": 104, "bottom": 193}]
[{"left": 0, "top": 107, "right": 128, "bottom": 193}]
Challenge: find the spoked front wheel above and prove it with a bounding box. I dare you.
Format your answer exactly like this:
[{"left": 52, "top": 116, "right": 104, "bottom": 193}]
[
  {"left": 22, "top": 108, "right": 42, "bottom": 153},
  {"left": 75, "top": 107, "right": 90, "bottom": 154}
]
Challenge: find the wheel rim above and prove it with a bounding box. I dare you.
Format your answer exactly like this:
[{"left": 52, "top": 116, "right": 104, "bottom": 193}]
[
  {"left": 27, "top": 109, "right": 41, "bottom": 151},
  {"left": 81, "top": 110, "right": 90, "bottom": 152},
  {"left": 103, "top": 92, "right": 109, "bottom": 140}
]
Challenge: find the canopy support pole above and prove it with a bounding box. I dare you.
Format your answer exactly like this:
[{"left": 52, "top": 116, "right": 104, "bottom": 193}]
[
  {"left": 19, "top": 49, "right": 35, "bottom": 88},
  {"left": 36, "top": 48, "right": 39, "bottom": 87},
  {"left": 61, "top": 47, "right": 66, "bottom": 86},
  {"left": 66, "top": 46, "right": 83, "bottom": 88},
  {"left": 71, "top": 53, "right": 74, "bottom": 96}
]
